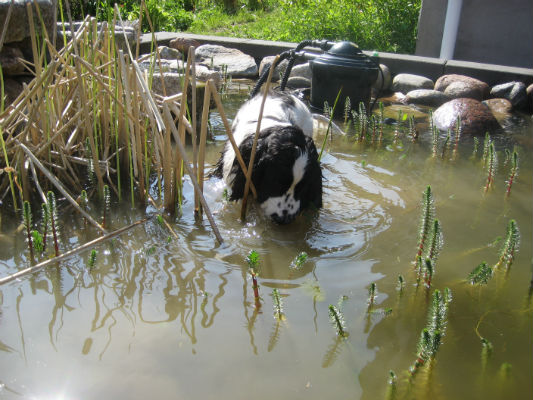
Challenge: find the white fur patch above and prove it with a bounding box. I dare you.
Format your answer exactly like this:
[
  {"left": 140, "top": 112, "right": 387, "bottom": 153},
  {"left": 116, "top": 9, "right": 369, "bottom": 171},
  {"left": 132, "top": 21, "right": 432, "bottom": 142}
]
[{"left": 260, "top": 152, "right": 308, "bottom": 221}]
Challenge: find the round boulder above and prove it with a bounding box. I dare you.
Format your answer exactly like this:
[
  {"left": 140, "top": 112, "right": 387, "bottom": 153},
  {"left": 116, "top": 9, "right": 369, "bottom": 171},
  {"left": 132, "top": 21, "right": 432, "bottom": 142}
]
[
  {"left": 391, "top": 73, "right": 433, "bottom": 94},
  {"left": 432, "top": 98, "right": 500, "bottom": 135},
  {"left": 195, "top": 44, "right": 258, "bottom": 78},
  {"left": 490, "top": 81, "right": 528, "bottom": 110},
  {"left": 169, "top": 37, "right": 201, "bottom": 54},
  {"left": 482, "top": 98, "right": 513, "bottom": 124},
  {"left": 405, "top": 89, "right": 450, "bottom": 107},
  {"left": 259, "top": 56, "right": 289, "bottom": 82},
  {"left": 0, "top": 46, "right": 25, "bottom": 76},
  {"left": 435, "top": 74, "right": 489, "bottom": 100},
  {"left": 372, "top": 64, "right": 392, "bottom": 93}
]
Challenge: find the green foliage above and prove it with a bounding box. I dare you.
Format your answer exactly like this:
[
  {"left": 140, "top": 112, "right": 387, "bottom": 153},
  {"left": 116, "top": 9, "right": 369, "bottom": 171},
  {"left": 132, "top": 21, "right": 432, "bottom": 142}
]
[
  {"left": 290, "top": 251, "right": 308, "bottom": 269},
  {"left": 495, "top": 219, "right": 520, "bottom": 270},
  {"left": 468, "top": 262, "right": 493, "bottom": 285},
  {"left": 272, "top": 288, "right": 284, "bottom": 320},
  {"left": 328, "top": 304, "right": 347, "bottom": 337},
  {"left": 245, "top": 249, "right": 260, "bottom": 270},
  {"left": 88, "top": 249, "right": 97, "bottom": 268},
  {"left": 31, "top": 230, "right": 44, "bottom": 253}
]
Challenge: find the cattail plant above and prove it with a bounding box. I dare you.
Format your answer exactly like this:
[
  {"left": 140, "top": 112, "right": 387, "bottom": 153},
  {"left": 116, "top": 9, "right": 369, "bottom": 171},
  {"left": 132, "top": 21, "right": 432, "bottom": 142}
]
[
  {"left": 272, "top": 288, "right": 285, "bottom": 321},
  {"left": 23, "top": 201, "right": 35, "bottom": 262},
  {"left": 328, "top": 304, "right": 348, "bottom": 337},
  {"left": 246, "top": 250, "right": 261, "bottom": 308},
  {"left": 505, "top": 150, "right": 518, "bottom": 197},
  {"left": 410, "top": 288, "right": 452, "bottom": 377},
  {"left": 484, "top": 142, "right": 497, "bottom": 192},
  {"left": 494, "top": 219, "right": 520, "bottom": 270},
  {"left": 47, "top": 191, "right": 60, "bottom": 257},
  {"left": 414, "top": 185, "right": 435, "bottom": 266}
]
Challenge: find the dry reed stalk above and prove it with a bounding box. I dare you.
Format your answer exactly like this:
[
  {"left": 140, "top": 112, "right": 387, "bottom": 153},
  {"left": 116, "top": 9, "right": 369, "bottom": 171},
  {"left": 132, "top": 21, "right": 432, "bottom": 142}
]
[
  {"left": 0, "top": 217, "right": 151, "bottom": 286},
  {"left": 207, "top": 80, "right": 257, "bottom": 199},
  {"left": 161, "top": 103, "right": 223, "bottom": 244},
  {"left": 196, "top": 80, "right": 212, "bottom": 214},
  {"left": 26, "top": 3, "right": 42, "bottom": 78},
  {"left": 132, "top": 75, "right": 146, "bottom": 203},
  {"left": 0, "top": 0, "right": 14, "bottom": 52},
  {"left": 18, "top": 142, "right": 106, "bottom": 234},
  {"left": 240, "top": 55, "right": 278, "bottom": 220}
]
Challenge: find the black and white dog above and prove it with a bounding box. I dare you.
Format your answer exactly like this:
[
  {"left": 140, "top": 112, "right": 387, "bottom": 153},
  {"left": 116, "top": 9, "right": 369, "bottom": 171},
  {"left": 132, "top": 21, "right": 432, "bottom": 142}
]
[{"left": 212, "top": 91, "right": 322, "bottom": 224}]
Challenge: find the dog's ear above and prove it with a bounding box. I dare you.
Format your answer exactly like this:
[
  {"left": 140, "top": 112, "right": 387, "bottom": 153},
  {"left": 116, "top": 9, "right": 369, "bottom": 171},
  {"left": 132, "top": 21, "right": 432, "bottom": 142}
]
[{"left": 228, "top": 135, "right": 266, "bottom": 201}]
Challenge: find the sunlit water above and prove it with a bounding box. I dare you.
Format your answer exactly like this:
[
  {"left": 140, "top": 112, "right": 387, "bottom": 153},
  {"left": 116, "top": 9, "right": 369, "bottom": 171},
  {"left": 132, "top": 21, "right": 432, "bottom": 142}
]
[{"left": 0, "top": 86, "right": 531, "bottom": 400}]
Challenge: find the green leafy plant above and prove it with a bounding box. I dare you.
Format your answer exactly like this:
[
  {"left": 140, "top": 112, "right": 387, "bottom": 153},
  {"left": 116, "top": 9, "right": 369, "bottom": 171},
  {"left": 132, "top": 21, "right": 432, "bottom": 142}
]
[
  {"left": 494, "top": 219, "right": 520, "bottom": 270},
  {"left": 290, "top": 251, "right": 308, "bottom": 269},
  {"left": 246, "top": 250, "right": 261, "bottom": 307},
  {"left": 328, "top": 304, "right": 348, "bottom": 337},
  {"left": 272, "top": 288, "right": 285, "bottom": 320},
  {"left": 468, "top": 262, "right": 493, "bottom": 285},
  {"left": 23, "top": 201, "right": 35, "bottom": 262},
  {"left": 505, "top": 150, "right": 518, "bottom": 197}
]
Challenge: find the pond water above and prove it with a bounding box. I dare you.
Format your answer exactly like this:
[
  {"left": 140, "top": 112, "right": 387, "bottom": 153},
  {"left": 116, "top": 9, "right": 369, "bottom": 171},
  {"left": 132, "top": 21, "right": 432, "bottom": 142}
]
[{"left": 0, "top": 84, "right": 532, "bottom": 400}]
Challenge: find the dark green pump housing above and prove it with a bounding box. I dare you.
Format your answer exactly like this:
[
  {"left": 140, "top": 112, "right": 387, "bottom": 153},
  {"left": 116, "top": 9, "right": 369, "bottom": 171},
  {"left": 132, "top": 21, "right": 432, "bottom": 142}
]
[{"left": 309, "top": 41, "right": 379, "bottom": 115}]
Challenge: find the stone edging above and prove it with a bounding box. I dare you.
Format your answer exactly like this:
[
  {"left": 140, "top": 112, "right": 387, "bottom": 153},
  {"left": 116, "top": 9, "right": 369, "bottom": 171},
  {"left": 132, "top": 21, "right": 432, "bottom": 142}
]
[{"left": 140, "top": 32, "right": 533, "bottom": 87}]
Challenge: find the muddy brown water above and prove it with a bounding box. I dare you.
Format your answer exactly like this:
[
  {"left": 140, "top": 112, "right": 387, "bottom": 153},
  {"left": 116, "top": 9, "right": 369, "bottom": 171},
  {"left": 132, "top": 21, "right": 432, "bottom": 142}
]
[{"left": 0, "top": 86, "right": 531, "bottom": 399}]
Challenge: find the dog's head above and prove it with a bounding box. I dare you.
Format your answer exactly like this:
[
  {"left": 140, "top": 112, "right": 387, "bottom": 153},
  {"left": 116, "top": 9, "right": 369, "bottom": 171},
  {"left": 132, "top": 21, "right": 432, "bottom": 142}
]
[{"left": 227, "top": 125, "right": 322, "bottom": 224}]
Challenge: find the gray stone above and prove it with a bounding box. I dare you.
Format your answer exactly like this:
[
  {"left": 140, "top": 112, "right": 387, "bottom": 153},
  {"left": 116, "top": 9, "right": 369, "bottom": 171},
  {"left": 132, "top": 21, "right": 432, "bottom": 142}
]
[
  {"left": 195, "top": 44, "right": 257, "bottom": 78},
  {"left": 527, "top": 83, "right": 533, "bottom": 112},
  {"left": 169, "top": 37, "right": 200, "bottom": 54},
  {"left": 0, "top": 0, "right": 54, "bottom": 44},
  {"left": 0, "top": 46, "right": 25, "bottom": 75},
  {"left": 158, "top": 46, "right": 181, "bottom": 60},
  {"left": 435, "top": 74, "right": 489, "bottom": 99},
  {"left": 289, "top": 62, "right": 312, "bottom": 81},
  {"left": 405, "top": 89, "right": 450, "bottom": 107},
  {"left": 286, "top": 76, "right": 311, "bottom": 90},
  {"left": 150, "top": 72, "right": 183, "bottom": 97},
  {"left": 372, "top": 64, "right": 392, "bottom": 93},
  {"left": 391, "top": 73, "right": 433, "bottom": 94},
  {"left": 56, "top": 21, "right": 136, "bottom": 52},
  {"left": 490, "top": 81, "right": 528, "bottom": 109},
  {"left": 258, "top": 56, "right": 289, "bottom": 82},
  {"left": 482, "top": 98, "right": 513, "bottom": 123},
  {"left": 432, "top": 98, "right": 500, "bottom": 135}
]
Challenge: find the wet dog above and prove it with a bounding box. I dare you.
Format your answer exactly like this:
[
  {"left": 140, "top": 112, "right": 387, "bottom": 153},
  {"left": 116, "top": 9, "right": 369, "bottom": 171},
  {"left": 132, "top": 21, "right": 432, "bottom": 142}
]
[{"left": 212, "top": 91, "right": 322, "bottom": 224}]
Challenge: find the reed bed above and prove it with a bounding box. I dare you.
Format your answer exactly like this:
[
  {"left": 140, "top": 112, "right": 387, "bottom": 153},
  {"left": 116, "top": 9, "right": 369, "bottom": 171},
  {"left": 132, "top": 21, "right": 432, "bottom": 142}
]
[{"left": 0, "top": 2, "right": 230, "bottom": 244}]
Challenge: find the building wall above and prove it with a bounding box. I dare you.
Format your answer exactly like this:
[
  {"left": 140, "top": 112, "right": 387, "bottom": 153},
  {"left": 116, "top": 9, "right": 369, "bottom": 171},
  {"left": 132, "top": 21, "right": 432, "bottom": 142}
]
[{"left": 416, "top": 0, "right": 533, "bottom": 68}]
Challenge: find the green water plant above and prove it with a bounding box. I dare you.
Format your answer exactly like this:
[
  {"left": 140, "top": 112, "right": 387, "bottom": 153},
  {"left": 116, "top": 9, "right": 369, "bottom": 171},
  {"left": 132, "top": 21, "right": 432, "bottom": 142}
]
[
  {"left": 468, "top": 262, "right": 493, "bottom": 285},
  {"left": 343, "top": 96, "right": 351, "bottom": 125},
  {"left": 409, "top": 288, "right": 452, "bottom": 377},
  {"left": 505, "top": 150, "right": 518, "bottom": 197},
  {"left": 328, "top": 304, "right": 348, "bottom": 337},
  {"left": 367, "top": 282, "right": 377, "bottom": 309},
  {"left": 31, "top": 230, "right": 44, "bottom": 254},
  {"left": 23, "top": 201, "right": 35, "bottom": 262},
  {"left": 318, "top": 89, "right": 342, "bottom": 162},
  {"left": 102, "top": 184, "right": 110, "bottom": 229},
  {"left": 397, "top": 274, "right": 405, "bottom": 292},
  {"left": 452, "top": 116, "right": 462, "bottom": 159},
  {"left": 272, "top": 288, "right": 285, "bottom": 320},
  {"left": 494, "top": 219, "right": 520, "bottom": 270},
  {"left": 290, "top": 251, "right": 308, "bottom": 269},
  {"left": 414, "top": 185, "right": 435, "bottom": 266},
  {"left": 386, "top": 370, "right": 397, "bottom": 400},
  {"left": 484, "top": 142, "right": 497, "bottom": 193},
  {"left": 471, "top": 137, "right": 480, "bottom": 160},
  {"left": 47, "top": 191, "right": 60, "bottom": 257},
  {"left": 88, "top": 249, "right": 97, "bottom": 268},
  {"left": 480, "top": 337, "right": 493, "bottom": 372},
  {"left": 246, "top": 250, "right": 261, "bottom": 308}
]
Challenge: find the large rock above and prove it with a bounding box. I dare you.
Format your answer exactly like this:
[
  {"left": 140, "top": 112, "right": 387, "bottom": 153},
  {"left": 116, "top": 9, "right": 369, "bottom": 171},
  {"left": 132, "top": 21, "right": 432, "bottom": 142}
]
[
  {"left": 169, "top": 37, "right": 200, "bottom": 54},
  {"left": 0, "top": 46, "right": 25, "bottom": 75},
  {"left": 435, "top": 74, "right": 489, "bottom": 100},
  {"left": 482, "top": 98, "right": 513, "bottom": 124},
  {"left": 391, "top": 73, "right": 433, "bottom": 94},
  {"left": 56, "top": 21, "right": 136, "bottom": 52},
  {"left": 195, "top": 44, "right": 258, "bottom": 78},
  {"left": 0, "top": 0, "right": 55, "bottom": 44},
  {"left": 157, "top": 46, "right": 181, "bottom": 60},
  {"left": 490, "top": 81, "right": 528, "bottom": 109},
  {"left": 405, "top": 89, "right": 450, "bottom": 107},
  {"left": 372, "top": 63, "right": 391, "bottom": 94},
  {"left": 3, "top": 78, "right": 23, "bottom": 105},
  {"left": 527, "top": 83, "right": 533, "bottom": 111},
  {"left": 258, "top": 56, "right": 289, "bottom": 82},
  {"left": 289, "top": 62, "right": 312, "bottom": 81},
  {"left": 433, "top": 98, "right": 500, "bottom": 135}
]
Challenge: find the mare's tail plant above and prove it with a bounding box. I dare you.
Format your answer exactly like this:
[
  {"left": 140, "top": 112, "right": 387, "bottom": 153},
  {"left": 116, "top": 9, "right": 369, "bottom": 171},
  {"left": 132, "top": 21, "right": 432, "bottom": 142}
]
[
  {"left": 272, "top": 288, "right": 285, "bottom": 320},
  {"left": 505, "top": 150, "right": 518, "bottom": 197},
  {"left": 397, "top": 274, "right": 405, "bottom": 293},
  {"left": 328, "top": 304, "right": 348, "bottom": 337},
  {"left": 484, "top": 142, "right": 497, "bottom": 192},
  {"left": 468, "top": 262, "right": 493, "bottom": 285},
  {"left": 88, "top": 249, "right": 97, "bottom": 268},
  {"left": 343, "top": 96, "right": 351, "bottom": 125},
  {"left": 408, "top": 115, "right": 417, "bottom": 142},
  {"left": 414, "top": 186, "right": 435, "bottom": 267},
  {"left": 410, "top": 288, "right": 452, "bottom": 377},
  {"left": 23, "top": 201, "right": 35, "bottom": 262},
  {"left": 246, "top": 250, "right": 261, "bottom": 308},
  {"left": 102, "top": 184, "right": 110, "bottom": 229},
  {"left": 471, "top": 137, "right": 480, "bottom": 160},
  {"left": 386, "top": 370, "right": 397, "bottom": 400},
  {"left": 79, "top": 190, "right": 88, "bottom": 227},
  {"left": 47, "top": 191, "right": 60, "bottom": 257},
  {"left": 452, "top": 116, "right": 462, "bottom": 159},
  {"left": 367, "top": 282, "right": 377, "bottom": 309},
  {"left": 290, "top": 251, "right": 308, "bottom": 269},
  {"left": 494, "top": 219, "right": 520, "bottom": 270}
]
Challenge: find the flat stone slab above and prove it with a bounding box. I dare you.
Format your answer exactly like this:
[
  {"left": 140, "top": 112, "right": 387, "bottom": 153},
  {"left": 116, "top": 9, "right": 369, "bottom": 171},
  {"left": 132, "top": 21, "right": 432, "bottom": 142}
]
[{"left": 195, "top": 44, "right": 258, "bottom": 78}]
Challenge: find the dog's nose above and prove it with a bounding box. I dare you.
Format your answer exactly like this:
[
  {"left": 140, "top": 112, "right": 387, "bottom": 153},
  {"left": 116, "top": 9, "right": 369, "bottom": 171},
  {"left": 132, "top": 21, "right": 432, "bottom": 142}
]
[{"left": 271, "top": 210, "right": 296, "bottom": 224}]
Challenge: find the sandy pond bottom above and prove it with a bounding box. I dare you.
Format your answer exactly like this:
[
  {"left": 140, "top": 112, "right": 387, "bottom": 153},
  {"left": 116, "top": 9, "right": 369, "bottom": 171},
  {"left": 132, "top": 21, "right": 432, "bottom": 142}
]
[{"left": 0, "top": 90, "right": 532, "bottom": 400}]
